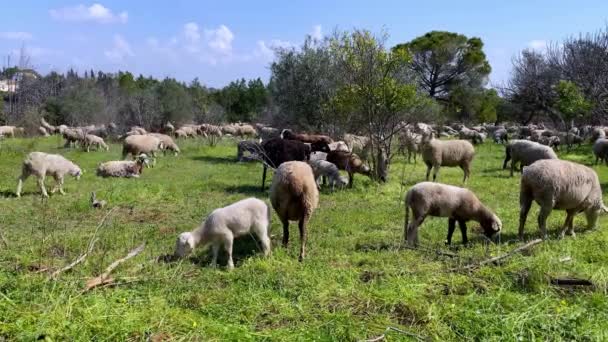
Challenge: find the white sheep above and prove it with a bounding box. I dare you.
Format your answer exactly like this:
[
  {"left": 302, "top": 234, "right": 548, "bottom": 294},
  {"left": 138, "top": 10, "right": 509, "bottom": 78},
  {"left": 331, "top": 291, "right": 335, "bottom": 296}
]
[
  {"left": 270, "top": 161, "right": 319, "bottom": 261},
  {"left": 404, "top": 182, "right": 502, "bottom": 246},
  {"left": 84, "top": 134, "right": 109, "bottom": 152},
  {"left": 96, "top": 154, "right": 150, "bottom": 178},
  {"left": 420, "top": 134, "right": 475, "bottom": 183},
  {"left": 16, "top": 152, "right": 82, "bottom": 198},
  {"left": 174, "top": 198, "right": 271, "bottom": 269},
  {"left": 519, "top": 159, "right": 608, "bottom": 239},
  {"left": 503, "top": 140, "right": 558, "bottom": 177},
  {"left": 148, "top": 133, "right": 180, "bottom": 156},
  {"left": 0, "top": 126, "right": 24, "bottom": 138},
  {"left": 328, "top": 141, "right": 350, "bottom": 152},
  {"left": 38, "top": 127, "right": 50, "bottom": 137},
  {"left": 308, "top": 159, "right": 348, "bottom": 191},
  {"left": 122, "top": 135, "right": 164, "bottom": 166},
  {"left": 593, "top": 139, "right": 608, "bottom": 165}
]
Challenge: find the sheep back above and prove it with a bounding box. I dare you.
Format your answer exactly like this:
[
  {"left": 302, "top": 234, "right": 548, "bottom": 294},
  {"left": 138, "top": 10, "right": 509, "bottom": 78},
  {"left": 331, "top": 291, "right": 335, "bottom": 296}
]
[{"left": 270, "top": 161, "right": 319, "bottom": 222}]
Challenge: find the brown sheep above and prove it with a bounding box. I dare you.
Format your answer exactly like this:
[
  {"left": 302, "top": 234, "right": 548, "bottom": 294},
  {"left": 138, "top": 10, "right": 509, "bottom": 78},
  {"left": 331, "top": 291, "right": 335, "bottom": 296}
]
[
  {"left": 281, "top": 129, "right": 334, "bottom": 145},
  {"left": 326, "top": 151, "right": 371, "bottom": 187}
]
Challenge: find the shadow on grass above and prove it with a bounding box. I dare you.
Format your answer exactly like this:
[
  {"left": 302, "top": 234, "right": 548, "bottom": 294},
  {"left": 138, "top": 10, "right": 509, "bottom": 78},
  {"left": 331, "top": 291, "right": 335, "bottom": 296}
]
[
  {"left": 187, "top": 234, "right": 263, "bottom": 268},
  {"left": 191, "top": 155, "right": 235, "bottom": 164},
  {"left": 0, "top": 191, "right": 17, "bottom": 198},
  {"left": 223, "top": 184, "right": 264, "bottom": 195}
]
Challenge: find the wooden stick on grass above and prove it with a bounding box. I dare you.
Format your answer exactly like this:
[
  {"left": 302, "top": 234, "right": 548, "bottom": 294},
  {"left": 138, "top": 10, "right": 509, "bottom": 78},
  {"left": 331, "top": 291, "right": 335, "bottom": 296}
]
[
  {"left": 84, "top": 242, "right": 146, "bottom": 292},
  {"left": 454, "top": 238, "right": 543, "bottom": 271}
]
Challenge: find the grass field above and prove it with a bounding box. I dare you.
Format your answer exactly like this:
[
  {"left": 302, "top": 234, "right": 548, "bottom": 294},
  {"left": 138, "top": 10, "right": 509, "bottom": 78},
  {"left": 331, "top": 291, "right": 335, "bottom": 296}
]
[{"left": 1, "top": 136, "right": 608, "bottom": 341}]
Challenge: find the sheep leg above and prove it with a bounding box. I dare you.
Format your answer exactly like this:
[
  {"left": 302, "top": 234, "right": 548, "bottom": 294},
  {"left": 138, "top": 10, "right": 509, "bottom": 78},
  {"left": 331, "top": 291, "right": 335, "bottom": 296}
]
[
  {"left": 425, "top": 162, "right": 432, "bottom": 181},
  {"left": 537, "top": 204, "right": 553, "bottom": 240},
  {"left": 585, "top": 209, "right": 599, "bottom": 231},
  {"left": 432, "top": 165, "right": 440, "bottom": 182},
  {"left": 458, "top": 220, "right": 468, "bottom": 245},
  {"left": 261, "top": 165, "right": 267, "bottom": 191},
  {"left": 224, "top": 234, "right": 235, "bottom": 269},
  {"left": 461, "top": 164, "right": 470, "bottom": 184},
  {"left": 37, "top": 176, "right": 49, "bottom": 198},
  {"left": 281, "top": 218, "right": 290, "bottom": 247},
  {"left": 16, "top": 173, "right": 29, "bottom": 198},
  {"left": 210, "top": 244, "right": 220, "bottom": 268},
  {"left": 446, "top": 218, "right": 456, "bottom": 245},
  {"left": 560, "top": 210, "right": 576, "bottom": 239},
  {"left": 518, "top": 193, "right": 533, "bottom": 240},
  {"left": 348, "top": 172, "right": 354, "bottom": 188},
  {"left": 406, "top": 215, "right": 425, "bottom": 247},
  {"left": 298, "top": 217, "right": 308, "bottom": 262}
]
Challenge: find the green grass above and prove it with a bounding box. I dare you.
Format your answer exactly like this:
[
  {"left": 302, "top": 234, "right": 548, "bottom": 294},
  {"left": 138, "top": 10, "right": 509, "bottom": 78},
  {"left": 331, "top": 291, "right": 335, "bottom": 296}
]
[{"left": 1, "top": 136, "right": 608, "bottom": 341}]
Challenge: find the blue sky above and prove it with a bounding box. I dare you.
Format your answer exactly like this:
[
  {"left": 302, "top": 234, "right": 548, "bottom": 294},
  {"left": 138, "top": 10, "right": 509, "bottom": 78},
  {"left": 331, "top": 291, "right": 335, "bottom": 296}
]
[{"left": 1, "top": 1, "right": 608, "bottom": 88}]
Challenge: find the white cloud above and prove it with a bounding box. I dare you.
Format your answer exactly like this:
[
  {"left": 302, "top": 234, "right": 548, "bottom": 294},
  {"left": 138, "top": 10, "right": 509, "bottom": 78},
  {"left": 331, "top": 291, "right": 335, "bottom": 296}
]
[
  {"left": 50, "top": 3, "right": 128, "bottom": 24},
  {"left": 311, "top": 25, "right": 322, "bottom": 40},
  {"left": 255, "top": 39, "right": 294, "bottom": 60},
  {"left": 527, "top": 40, "right": 547, "bottom": 51},
  {"left": 104, "top": 35, "right": 134, "bottom": 63},
  {"left": 0, "top": 31, "right": 33, "bottom": 40},
  {"left": 205, "top": 25, "right": 234, "bottom": 54}
]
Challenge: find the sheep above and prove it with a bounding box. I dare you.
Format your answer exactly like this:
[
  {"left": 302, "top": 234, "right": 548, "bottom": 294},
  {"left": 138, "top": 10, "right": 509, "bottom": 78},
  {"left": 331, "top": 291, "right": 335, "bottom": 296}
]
[
  {"left": 16, "top": 152, "right": 82, "bottom": 198},
  {"left": 174, "top": 129, "right": 188, "bottom": 139},
  {"left": 163, "top": 122, "right": 175, "bottom": 134},
  {"left": 420, "top": 134, "right": 475, "bottom": 183},
  {"left": 328, "top": 141, "right": 350, "bottom": 152},
  {"left": 404, "top": 182, "right": 502, "bottom": 246},
  {"left": 174, "top": 198, "right": 271, "bottom": 269},
  {"left": 269, "top": 161, "right": 319, "bottom": 262},
  {"left": 563, "top": 132, "right": 583, "bottom": 150},
  {"left": 84, "top": 134, "right": 109, "bottom": 152},
  {"left": 309, "top": 159, "right": 349, "bottom": 191},
  {"left": 519, "top": 159, "right": 608, "bottom": 239},
  {"left": 40, "top": 118, "right": 57, "bottom": 134},
  {"left": 202, "top": 124, "right": 223, "bottom": 138},
  {"left": 342, "top": 134, "right": 371, "bottom": 160},
  {"left": 236, "top": 124, "right": 257, "bottom": 138},
  {"left": 538, "top": 135, "right": 560, "bottom": 150},
  {"left": 592, "top": 139, "right": 608, "bottom": 165},
  {"left": 148, "top": 133, "right": 180, "bottom": 156},
  {"left": 130, "top": 126, "right": 148, "bottom": 135},
  {"left": 281, "top": 129, "right": 334, "bottom": 145},
  {"left": 459, "top": 127, "right": 485, "bottom": 144},
  {"left": 38, "top": 126, "right": 50, "bottom": 137},
  {"left": 493, "top": 128, "right": 509, "bottom": 144},
  {"left": 257, "top": 125, "right": 280, "bottom": 141},
  {"left": 309, "top": 151, "right": 327, "bottom": 162},
  {"left": 122, "top": 135, "right": 164, "bottom": 166},
  {"left": 503, "top": 140, "right": 558, "bottom": 177},
  {"left": 399, "top": 130, "right": 422, "bottom": 163},
  {"left": 237, "top": 140, "right": 262, "bottom": 162},
  {"left": 63, "top": 128, "right": 84, "bottom": 148},
  {"left": 0, "top": 126, "right": 24, "bottom": 138},
  {"left": 259, "top": 138, "right": 313, "bottom": 191},
  {"left": 590, "top": 127, "right": 606, "bottom": 142},
  {"left": 326, "top": 150, "right": 372, "bottom": 187},
  {"left": 96, "top": 154, "right": 150, "bottom": 178},
  {"left": 221, "top": 124, "right": 238, "bottom": 136}
]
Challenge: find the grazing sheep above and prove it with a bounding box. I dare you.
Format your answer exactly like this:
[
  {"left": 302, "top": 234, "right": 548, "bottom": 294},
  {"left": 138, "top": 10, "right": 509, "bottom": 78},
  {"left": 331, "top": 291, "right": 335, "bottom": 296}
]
[
  {"left": 404, "top": 182, "right": 502, "bottom": 246},
  {"left": 257, "top": 125, "right": 280, "bottom": 141},
  {"left": 564, "top": 132, "right": 583, "bottom": 150},
  {"left": 0, "top": 126, "right": 24, "bottom": 138},
  {"left": 309, "top": 151, "right": 327, "bottom": 162},
  {"left": 40, "top": 118, "right": 57, "bottom": 134},
  {"left": 96, "top": 154, "right": 150, "bottom": 178},
  {"left": 130, "top": 126, "right": 148, "bottom": 135},
  {"left": 281, "top": 129, "right": 334, "bottom": 145},
  {"left": 343, "top": 134, "right": 371, "bottom": 160},
  {"left": 399, "top": 130, "right": 422, "bottom": 163},
  {"left": 326, "top": 150, "right": 372, "bottom": 186},
  {"left": 174, "top": 198, "right": 271, "bottom": 269},
  {"left": 309, "top": 159, "right": 348, "bottom": 191},
  {"left": 259, "top": 138, "right": 317, "bottom": 191},
  {"left": 163, "top": 122, "right": 175, "bottom": 134},
  {"left": 202, "top": 124, "right": 223, "bottom": 138},
  {"left": 459, "top": 127, "right": 485, "bottom": 145},
  {"left": 16, "top": 152, "right": 82, "bottom": 198},
  {"left": 493, "top": 128, "right": 509, "bottom": 144},
  {"left": 38, "top": 126, "right": 50, "bottom": 137},
  {"left": 593, "top": 139, "right": 608, "bottom": 165},
  {"left": 236, "top": 124, "right": 257, "bottom": 138},
  {"left": 122, "top": 135, "right": 164, "bottom": 166},
  {"left": 329, "top": 141, "right": 350, "bottom": 152},
  {"left": 174, "top": 129, "right": 188, "bottom": 139},
  {"left": 591, "top": 127, "right": 606, "bottom": 142},
  {"left": 63, "top": 128, "right": 84, "bottom": 148},
  {"left": 503, "top": 140, "right": 558, "bottom": 177},
  {"left": 519, "top": 159, "right": 608, "bottom": 239},
  {"left": 84, "top": 134, "right": 109, "bottom": 152},
  {"left": 269, "top": 161, "right": 319, "bottom": 262},
  {"left": 538, "top": 135, "right": 561, "bottom": 150},
  {"left": 148, "top": 133, "right": 180, "bottom": 156},
  {"left": 420, "top": 134, "right": 475, "bottom": 183}
]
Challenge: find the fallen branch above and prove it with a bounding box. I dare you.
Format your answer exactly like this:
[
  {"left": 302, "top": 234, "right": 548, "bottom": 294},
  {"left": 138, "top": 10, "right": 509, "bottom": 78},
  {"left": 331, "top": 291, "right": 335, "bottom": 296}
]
[
  {"left": 551, "top": 278, "right": 593, "bottom": 286},
  {"left": 84, "top": 242, "right": 145, "bottom": 292},
  {"left": 50, "top": 207, "right": 117, "bottom": 279},
  {"left": 454, "top": 239, "right": 543, "bottom": 271},
  {"left": 360, "top": 326, "right": 427, "bottom": 342}
]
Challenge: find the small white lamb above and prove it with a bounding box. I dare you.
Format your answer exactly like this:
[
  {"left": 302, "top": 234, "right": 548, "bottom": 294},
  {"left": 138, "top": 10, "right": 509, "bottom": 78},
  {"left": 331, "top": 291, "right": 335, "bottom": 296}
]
[
  {"left": 16, "top": 152, "right": 82, "bottom": 198},
  {"left": 174, "top": 198, "right": 271, "bottom": 269},
  {"left": 308, "top": 159, "right": 348, "bottom": 191}
]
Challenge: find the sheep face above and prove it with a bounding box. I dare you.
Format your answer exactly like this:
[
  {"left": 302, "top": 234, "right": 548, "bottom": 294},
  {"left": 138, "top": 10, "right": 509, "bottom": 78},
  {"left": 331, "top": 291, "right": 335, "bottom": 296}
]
[
  {"left": 70, "top": 167, "right": 83, "bottom": 180},
  {"left": 175, "top": 232, "right": 195, "bottom": 257},
  {"left": 480, "top": 214, "right": 502, "bottom": 238}
]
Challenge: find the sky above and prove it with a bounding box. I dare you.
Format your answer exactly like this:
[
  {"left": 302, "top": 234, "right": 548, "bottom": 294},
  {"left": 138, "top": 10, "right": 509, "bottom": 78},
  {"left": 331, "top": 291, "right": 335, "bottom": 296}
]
[{"left": 1, "top": 1, "right": 608, "bottom": 88}]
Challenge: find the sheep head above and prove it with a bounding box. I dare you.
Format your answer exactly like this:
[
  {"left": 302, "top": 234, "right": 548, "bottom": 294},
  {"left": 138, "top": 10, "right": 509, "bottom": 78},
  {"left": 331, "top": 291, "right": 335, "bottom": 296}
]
[
  {"left": 70, "top": 166, "right": 83, "bottom": 180},
  {"left": 175, "top": 232, "right": 195, "bottom": 258},
  {"left": 480, "top": 214, "right": 502, "bottom": 239}
]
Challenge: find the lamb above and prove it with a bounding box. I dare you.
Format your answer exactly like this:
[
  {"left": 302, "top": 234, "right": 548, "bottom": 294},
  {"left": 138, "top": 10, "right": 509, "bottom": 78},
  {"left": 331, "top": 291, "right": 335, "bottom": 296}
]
[
  {"left": 325, "top": 150, "right": 372, "bottom": 186},
  {"left": 174, "top": 198, "right": 271, "bottom": 269},
  {"left": 122, "top": 135, "right": 164, "bottom": 166},
  {"left": 96, "top": 154, "right": 150, "bottom": 178},
  {"left": 592, "top": 138, "right": 608, "bottom": 165},
  {"left": 281, "top": 129, "right": 334, "bottom": 145},
  {"left": 0, "top": 126, "right": 24, "bottom": 138},
  {"left": 308, "top": 159, "right": 349, "bottom": 191},
  {"left": 404, "top": 182, "right": 502, "bottom": 246},
  {"left": 420, "top": 134, "right": 475, "bottom": 183},
  {"left": 269, "top": 161, "right": 319, "bottom": 261},
  {"left": 148, "top": 133, "right": 180, "bottom": 156},
  {"left": 16, "top": 152, "right": 82, "bottom": 198},
  {"left": 84, "top": 134, "right": 109, "bottom": 152},
  {"left": 519, "top": 159, "right": 608, "bottom": 239},
  {"left": 503, "top": 140, "right": 558, "bottom": 177}
]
